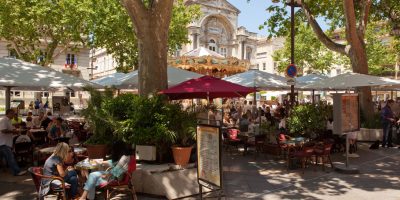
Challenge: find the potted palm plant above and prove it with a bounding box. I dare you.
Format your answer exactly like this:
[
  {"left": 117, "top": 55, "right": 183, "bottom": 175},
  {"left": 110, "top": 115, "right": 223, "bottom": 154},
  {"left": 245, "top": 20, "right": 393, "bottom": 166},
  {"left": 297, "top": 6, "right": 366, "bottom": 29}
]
[
  {"left": 168, "top": 105, "right": 197, "bottom": 167},
  {"left": 113, "top": 95, "right": 176, "bottom": 163},
  {"left": 81, "top": 87, "right": 114, "bottom": 159}
]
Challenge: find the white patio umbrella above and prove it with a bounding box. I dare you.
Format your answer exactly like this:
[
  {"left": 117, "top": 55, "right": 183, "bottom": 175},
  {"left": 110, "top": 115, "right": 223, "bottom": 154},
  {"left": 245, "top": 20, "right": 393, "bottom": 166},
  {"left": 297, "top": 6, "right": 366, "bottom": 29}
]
[
  {"left": 0, "top": 57, "right": 102, "bottom": 109},
  {"left": 296, "top": 73, "right": 328, "bottom": 87},
  {"left": 91, "top": 71, "right": 138, "bottom": 89},
  {"left": 91, "top": 72, "right": 126, "bottom": 85},
  {"left": 302, "top": 72, "right": 400, "bottom": 90},
  {"left": 0, "top": 57, "right": 101, "bottom": 90},
  {"left": 296, "top": 73, "right": 329, "bottom": 103},
  {"left": 91, "top": 66, "right": 202, "bottom": 89},
  {"left": 223, "top": 69, "right": 288, "bottom": 90}
]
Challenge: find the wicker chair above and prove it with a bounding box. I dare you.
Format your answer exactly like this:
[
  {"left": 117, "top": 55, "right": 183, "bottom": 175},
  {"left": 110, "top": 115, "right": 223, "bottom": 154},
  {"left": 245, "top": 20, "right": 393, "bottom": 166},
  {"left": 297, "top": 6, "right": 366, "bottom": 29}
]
[{"left": 28, "top": 167, "right": 69, "bottom": 200}]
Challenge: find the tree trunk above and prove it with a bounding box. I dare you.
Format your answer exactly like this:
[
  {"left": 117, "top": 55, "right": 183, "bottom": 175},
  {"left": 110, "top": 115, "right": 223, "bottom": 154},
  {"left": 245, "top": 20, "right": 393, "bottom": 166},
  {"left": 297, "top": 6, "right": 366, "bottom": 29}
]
[
  {"left": 343, "top": 0, "right": 374, "bottom": 122},
  {"left": 121, "top": 0, "right": 173, "bottom": 97},
  {"left": 348, "top": 48, "right": 374, "bottom": 121},
  {"left": 137, "top": 27, "right": 168, "bottom": 96}
]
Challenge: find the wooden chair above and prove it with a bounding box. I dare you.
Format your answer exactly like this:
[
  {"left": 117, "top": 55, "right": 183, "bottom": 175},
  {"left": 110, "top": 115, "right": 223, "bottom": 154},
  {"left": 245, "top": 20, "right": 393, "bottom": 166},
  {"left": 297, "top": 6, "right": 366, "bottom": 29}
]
[
  {"left": 223, "top": 128, "right": 242, "bottom": 153},
  {"left": 314, "top": 143, "right": 333, "bottom": 171},
  {"left": 14, "top": 142, "right": 34, "bottom": 166},
  {"left": 243, "top": 134, "right": 266, "bottom": 158},
  {"left": 32, "top": 130, "right": 48, "bottom": 146},
  {"left": 289, "top": 145, "right": 315, "bottom": 173},
  {"left": 28, "top": 167, "right": 69, "bottom": 200},
  {"left": 98, "top": 155, "right": 137, "bottom": 200},
  {"left": 276, "top": 137, "right": 289, "bottom": 159}
]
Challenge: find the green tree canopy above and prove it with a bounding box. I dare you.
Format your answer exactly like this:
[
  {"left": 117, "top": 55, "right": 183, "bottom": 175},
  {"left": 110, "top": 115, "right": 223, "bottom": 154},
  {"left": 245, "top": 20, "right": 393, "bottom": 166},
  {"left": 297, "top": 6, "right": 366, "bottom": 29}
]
[
  {"left": 257, "top": 0, "right": 400, "bottom": 120},
  {"left": 89, "top": 0, "right": 201, "bottom": 72},
  {"left": 0, "top": 0, "right": 201, "bottom": 72},
  {"left": 272, "top": 23, "right": 337, "bottom": 74},
  {"left": 0, "top": 0, "right": 91, "bottom": 66},
  {"left": 273, "top": 22, "right": 398, "bottom": 76}
]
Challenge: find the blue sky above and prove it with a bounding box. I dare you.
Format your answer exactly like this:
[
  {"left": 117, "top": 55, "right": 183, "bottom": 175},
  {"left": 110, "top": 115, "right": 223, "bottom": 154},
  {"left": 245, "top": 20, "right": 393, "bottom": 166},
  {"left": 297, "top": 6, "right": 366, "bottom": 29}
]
[
  {"left": 227, "top": 0, "right": 329, "bottom": 36},
  {"left": 227, "top": 0, "right": 273, "bottom": 36}
]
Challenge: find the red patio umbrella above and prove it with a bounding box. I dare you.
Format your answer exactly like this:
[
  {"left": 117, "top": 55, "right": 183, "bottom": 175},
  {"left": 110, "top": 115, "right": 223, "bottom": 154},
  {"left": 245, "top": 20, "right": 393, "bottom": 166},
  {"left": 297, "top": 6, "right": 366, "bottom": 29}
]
[{"left": 159, "top": 75, "right": 256, "bottom": 100}]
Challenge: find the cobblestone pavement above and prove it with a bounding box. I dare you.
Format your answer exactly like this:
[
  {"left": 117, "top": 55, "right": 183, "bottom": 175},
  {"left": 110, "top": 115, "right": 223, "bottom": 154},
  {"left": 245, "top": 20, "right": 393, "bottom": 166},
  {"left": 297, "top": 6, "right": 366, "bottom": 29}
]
[{"left": 1, "top": 143, "right": 399, "bottom": 200}]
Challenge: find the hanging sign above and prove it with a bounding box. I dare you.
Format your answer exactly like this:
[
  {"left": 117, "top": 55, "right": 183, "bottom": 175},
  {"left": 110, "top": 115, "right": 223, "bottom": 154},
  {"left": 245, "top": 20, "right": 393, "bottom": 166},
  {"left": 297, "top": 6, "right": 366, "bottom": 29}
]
[{"left": 286, "top": 64, "right": 298, "bottom": 78}]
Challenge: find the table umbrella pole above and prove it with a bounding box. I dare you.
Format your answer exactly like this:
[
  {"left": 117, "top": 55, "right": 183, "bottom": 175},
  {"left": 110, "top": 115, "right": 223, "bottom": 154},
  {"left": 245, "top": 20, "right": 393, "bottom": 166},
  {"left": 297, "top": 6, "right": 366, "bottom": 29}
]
[
  {"left": 312, "top": 89, "right": 315, "bottom": 104},
  {"left": 207, "top": 92, "right": 210, "bottom": 125},
  {"left": 5, "top": 86, "right": 12, "bottom": 110}
]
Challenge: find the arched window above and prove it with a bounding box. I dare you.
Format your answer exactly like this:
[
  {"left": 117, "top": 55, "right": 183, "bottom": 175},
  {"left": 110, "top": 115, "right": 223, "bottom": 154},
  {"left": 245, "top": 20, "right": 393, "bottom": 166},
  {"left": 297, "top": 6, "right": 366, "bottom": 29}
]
[{"left": 208, "top": 39, "right": 217, "bottom": 52}]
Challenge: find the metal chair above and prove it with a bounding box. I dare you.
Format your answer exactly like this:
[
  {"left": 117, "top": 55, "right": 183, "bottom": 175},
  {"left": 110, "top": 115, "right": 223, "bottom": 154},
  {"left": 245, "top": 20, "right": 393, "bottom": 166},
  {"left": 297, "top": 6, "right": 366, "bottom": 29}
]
[
  {"left": 28, "top": 167, "right": 69, "bottom": 200},
  {"left": 289, "top": 145, "right": 315, "bottom": 173},
  {"left": 14, "top": 141, "right": 34, "bottom": 166},
  {"left": 98, "top": 155, "right": 137, "bottom": 200},
  {"left": 314, "top": 143, "right": 333, "bottom": 171}
]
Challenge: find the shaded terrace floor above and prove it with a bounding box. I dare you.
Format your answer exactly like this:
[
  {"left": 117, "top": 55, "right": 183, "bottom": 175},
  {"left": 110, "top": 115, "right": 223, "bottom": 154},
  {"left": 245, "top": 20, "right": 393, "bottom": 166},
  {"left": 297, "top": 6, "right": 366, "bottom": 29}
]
[{"left": 0, "top": 143, "right": 399, "bottom": 199}]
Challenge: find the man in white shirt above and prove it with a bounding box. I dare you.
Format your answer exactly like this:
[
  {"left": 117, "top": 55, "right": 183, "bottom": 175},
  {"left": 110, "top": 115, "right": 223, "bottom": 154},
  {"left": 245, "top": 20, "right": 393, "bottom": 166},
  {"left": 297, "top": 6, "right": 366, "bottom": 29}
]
[{"left": 0, "top": 109, "right": 27, "bottom": 176}]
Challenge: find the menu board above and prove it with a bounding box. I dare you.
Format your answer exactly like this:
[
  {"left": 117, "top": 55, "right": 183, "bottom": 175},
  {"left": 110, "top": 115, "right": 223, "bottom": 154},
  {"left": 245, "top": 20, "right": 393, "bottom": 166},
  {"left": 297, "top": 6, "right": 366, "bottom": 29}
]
[
  {"left": 341, "top": 94, "right": 359, "bottom": 133},
  {"left": 197, "top": 125, "right": 221, "bottom": 187}
]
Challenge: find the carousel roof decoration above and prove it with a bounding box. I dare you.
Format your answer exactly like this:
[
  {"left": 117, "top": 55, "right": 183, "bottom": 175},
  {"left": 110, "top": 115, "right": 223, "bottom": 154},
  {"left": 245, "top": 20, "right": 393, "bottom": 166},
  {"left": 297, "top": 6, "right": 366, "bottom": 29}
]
[{"left": 168, "top": 47, "right": 250, "bottom": 78}]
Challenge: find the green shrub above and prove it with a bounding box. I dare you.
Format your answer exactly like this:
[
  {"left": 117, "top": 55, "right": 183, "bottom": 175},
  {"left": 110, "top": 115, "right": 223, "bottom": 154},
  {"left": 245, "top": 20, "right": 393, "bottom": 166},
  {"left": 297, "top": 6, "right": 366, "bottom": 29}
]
[
  {"left": 81, "top": 87, "right": 115, "bottom": 145},
  {"left": 287, "top": 103, "right": 332, "bottom": 137},
  {"left": 361, "top": 112, "right": 382, "bottom": 129}
]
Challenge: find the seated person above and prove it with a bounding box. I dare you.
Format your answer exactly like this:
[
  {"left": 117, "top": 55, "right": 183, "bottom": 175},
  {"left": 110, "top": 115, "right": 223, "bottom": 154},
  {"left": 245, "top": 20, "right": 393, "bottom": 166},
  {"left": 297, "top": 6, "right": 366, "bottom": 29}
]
[
  {"left": 48, "top": 117, "right": 67, "bottom": 141},
  {"left": 32, "top": 111, "right": 45, "bottom": 128},
  {"left": 14, "top": 123, "right": 32, "bottom": 144},
  {"left": 40, "top": 142, "right": 78, "bottom": 199},
  {"left": 278, "top": 128, "right": 291, "bottom": 144},
  {"left": 222, "top": 113, "right": 232, "bottom": 127},
  {"left": 239, "top": 114, "right": 250, "bottom": 133},
  {"left": 26, "top": 116, "right": 34, "bottom": 129},
  {"left": 64, "top": 146, "right": 79, "bottom": 167},
  {"left": 11, "top": 112, "right": 22, "bottom": 128},
  {"left": 40, "top": 111, "right": 53, "bottom": 129},
  {"left": 79, "top": 141, "right": 134, "bottom": 200}
]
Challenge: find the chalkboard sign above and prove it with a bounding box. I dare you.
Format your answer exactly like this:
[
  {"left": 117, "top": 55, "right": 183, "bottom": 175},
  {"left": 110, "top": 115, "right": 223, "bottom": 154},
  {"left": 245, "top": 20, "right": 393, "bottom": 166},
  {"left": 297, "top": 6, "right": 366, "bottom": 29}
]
[{"left": 197, "top": 124, "right": 222, "bottom": 188}]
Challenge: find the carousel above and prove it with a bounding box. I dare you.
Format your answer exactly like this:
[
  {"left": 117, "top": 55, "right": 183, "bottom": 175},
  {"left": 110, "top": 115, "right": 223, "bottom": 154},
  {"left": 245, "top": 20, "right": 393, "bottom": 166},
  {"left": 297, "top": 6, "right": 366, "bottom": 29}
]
[{"left": 168, "top": 47, "right": 250, "bottom": 78}]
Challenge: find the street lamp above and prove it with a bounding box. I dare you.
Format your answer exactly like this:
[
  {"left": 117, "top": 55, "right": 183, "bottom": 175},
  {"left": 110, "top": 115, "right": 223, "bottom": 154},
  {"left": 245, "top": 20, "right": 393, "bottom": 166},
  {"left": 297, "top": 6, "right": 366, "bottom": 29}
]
[
  {"left": 273, "top": 0, "right": 301, "bottom": 107},
  {"left": 288, "top": 0, "right": 301, "bottom": 107}
]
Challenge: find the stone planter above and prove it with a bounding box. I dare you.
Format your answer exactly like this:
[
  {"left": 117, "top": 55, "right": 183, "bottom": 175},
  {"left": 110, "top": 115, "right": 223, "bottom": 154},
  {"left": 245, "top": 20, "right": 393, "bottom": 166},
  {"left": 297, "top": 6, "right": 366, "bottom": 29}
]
[
  {"left": 358, "top": 128, "right": 383, "bottom": 141},
  {"left": 136, "top": 145, "right": 157, "bottom": 161},
  {"left": 86, "top": 144, "right": 108, "bottom": 159}
]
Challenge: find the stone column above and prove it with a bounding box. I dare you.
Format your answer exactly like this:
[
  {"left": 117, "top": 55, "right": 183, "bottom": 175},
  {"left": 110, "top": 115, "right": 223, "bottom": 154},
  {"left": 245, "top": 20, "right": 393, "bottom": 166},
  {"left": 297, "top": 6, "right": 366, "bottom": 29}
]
[
  {"left": 192, "top": 33, "right": 198, "bottom": 50},
  {"left": 241, "top": 41, "right": 246, "bottom": 60}
]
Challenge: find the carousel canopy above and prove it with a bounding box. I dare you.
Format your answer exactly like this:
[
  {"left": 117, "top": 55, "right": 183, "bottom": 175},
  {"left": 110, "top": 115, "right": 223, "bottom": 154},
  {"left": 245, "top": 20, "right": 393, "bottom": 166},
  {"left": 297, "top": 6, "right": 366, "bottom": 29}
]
[{"left": 182, "top": 47, "right": 224, "bottom": 58}]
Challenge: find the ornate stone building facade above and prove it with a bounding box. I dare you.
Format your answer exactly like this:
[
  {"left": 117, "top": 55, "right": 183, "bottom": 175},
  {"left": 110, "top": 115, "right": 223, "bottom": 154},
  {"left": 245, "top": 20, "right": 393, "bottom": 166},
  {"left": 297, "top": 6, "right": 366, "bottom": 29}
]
[
  {"left": 179, "top": 0, "right": 285, "bottom": 74},
  {"left": 90, "top": 0, "right": 286, "bottom": 78},
  {"left": 183, "top": 0, "right": 256, "bottom": 60}
]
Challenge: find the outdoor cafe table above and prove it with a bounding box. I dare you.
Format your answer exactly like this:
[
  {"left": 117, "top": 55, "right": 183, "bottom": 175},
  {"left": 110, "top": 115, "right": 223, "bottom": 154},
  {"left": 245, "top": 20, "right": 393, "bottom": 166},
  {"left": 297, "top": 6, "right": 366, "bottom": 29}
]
[
  {"left": 285, "top": 137, "right": 307, "bottom": 169},
  {"left": 64, "top": 115, "right": 86, "bottom": 123},
  {"left": 75, "top": 158, "right": 105, "bottom": 170},
  {"left": 29, "top": 128, "right": 48, "bottom": 145}
]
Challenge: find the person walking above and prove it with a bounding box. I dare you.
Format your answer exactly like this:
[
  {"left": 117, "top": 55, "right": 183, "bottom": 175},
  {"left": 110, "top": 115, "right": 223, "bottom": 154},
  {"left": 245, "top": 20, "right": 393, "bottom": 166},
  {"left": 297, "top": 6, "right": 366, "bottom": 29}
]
[
  {"left": 381, "top": 99, "right": 395, "bottom": 148},
  {"left": 0, "top": 109, "right": 27, "bottom": 176}
]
